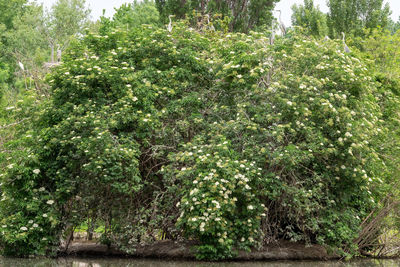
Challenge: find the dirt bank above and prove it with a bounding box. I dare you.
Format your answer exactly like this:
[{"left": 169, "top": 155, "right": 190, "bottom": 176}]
[{"left": 63, "top": 240, "right": 339, "bottom": 260}]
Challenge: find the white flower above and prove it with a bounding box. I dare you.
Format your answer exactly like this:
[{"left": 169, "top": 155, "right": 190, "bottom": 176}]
[
  {"left": 190, "top": 189, "right": 198, "bottom": 196},
  {"left": 191, "top": 217, "right": 197, "bottom": 222},
  {"left": 33, "top": 169, "right": 40, "bottom": 174},
  {"left": 42, "top": 214, "right": 48, "bottom": 218},
  {"left": 20, "top": 226, "right": 28, "bottom": 231},
  {"left": 287, "top": 101, "right": 293, "bottom": 106},
  {"left": 345, "top": 132, "right": 352, "bottom": 137},
  {"left": 237, "top": 74, "right": 243, "bottom": 79},
  {"left": 7, "top": 164, "right": 14, "bottom": 169},
  {"left": 33, "top": 223, "right": 38, "bottom": 228},
  {"left": 28, "top": 220, "right": 33, "bottom": 224},
  {"left": 247, "top": 205, "right": 254, "bottom": 210},
  {"left": 39, "top": 187, "right": 45, "bottom": 192},
  {"left": 46, "top": 200, "right": 54, "bottom": 205}
]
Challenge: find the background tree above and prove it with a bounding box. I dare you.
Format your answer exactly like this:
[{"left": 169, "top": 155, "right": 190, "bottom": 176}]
[
  {"left": 0, "top": 57, "right": 8, "bottom": 101},
  {"left": 327, "top": 0, "right": 391, "bottom": 37},
  {"left": 0, "top": 0, "right": 93, "bottom": 160},
  {"left": 0, "top": 0, "right": 28, "bottom": 88},
  {"left": 291, "top": 0, "right": 328, "bottom": 37},
  {"left": 155, "top": 0, "right": 280, "bottom": 32},
  {"left": 42, "top": 0, "right": 91, "bottom": 62},
  {"left": 3, "top": 3, "right": 48, "bottom": 83},
  {"left": 0, "top": 0, "right": 26, "bottom": 31},
  {"left": 387, "top": 16, "right": 400, "bottom": 34},
  {"left": 113, "top": 0, "right": 161, "bottom": 29}
]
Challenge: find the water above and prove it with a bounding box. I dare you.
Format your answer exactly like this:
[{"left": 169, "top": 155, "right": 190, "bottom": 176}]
[{"left": 1, "top": 258, "right": 400, "bottom": 267}]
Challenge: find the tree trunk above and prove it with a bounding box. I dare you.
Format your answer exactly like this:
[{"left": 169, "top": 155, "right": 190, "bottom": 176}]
[
  {"left": 87, "top": 216, "right": 96, "bottom": 241},
  {"left": 50, "top": 44, "right": 54, "bottom": 63}
]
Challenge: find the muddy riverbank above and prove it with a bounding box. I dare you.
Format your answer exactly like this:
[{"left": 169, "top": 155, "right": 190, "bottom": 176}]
[{"left": 62, "top": 240, "right": 339, "bottom": 261}]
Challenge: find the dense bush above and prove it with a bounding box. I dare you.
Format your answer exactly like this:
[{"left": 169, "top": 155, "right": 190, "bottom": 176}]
[{"left": 0, "top": 21, "right": 399, "bottom": 259}]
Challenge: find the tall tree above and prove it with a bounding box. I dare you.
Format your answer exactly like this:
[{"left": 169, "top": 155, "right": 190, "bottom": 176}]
[
  {"left": 327, "top": 0, "right": 391, "bottom": 37},
  {"left": 0, "top": 0, "right": 28, "bottom": 67},
  {"left": 43, "top": 0, "right": 91, "bottom": 62},
  {"left": 0, "top": 0, "right": 27, "bottom": 30},
  {"left": 291, "top": 0, "right": 328, "bottom": 37},
  {"left": 387, "top": 16, "right": 400, "bottom": 34},
  {"left": 155, "top": 0, "right": 280, "bottom": 32},
  {"left": 0, "top": 0, "right": 30, "bottom": 95},
  {"left": 113, "top": 0, "right": 160, "bottom": 29},
  {"left": 4, "top": 3, "right": 48, "bottom": 68}
]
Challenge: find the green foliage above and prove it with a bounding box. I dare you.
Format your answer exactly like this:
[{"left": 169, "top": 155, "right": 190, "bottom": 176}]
[
  {"left": 155, "top": 0, "right": 280, "bottom": 32},
  {"left": 3, "top": 2, "right": 49, "bottom": 69},
  {"left": 360, "top": 28, "right": 400, "bottom": 80},
  {"left": 1, "top": 19, "right": 400, "bottom": 260},
  {"left": 388, "top": 17, "right": 400, "bottom": 34},
  {"left": 0, "top": 89, "right": 50, "bottom": 256},
  {"left": 46, "top": 0, "right": 91, "bottom": 47},
  {"left": 0, "top": 0, "right": 27, "bottom": 30},
  {"left": 291, "top": 0, "right": 328, "bottom": 37},
  {"left": 0, "top": 59, "right": 8, "bottom": 100},
  {"left": 113, "top": 0, "right": 161, "bottom": 29},
  {"left": 350, "top": 29, "right": 400, "bottom": 255},
  {"left": 327, "top": 0, "right": 391, "bottom": 37},
  {"left": 356, "top": 28, "right": 400, "bottom": 197},
  {"left": 0, "top": 0, "right": 28, "bottom": 86},
  {"left": 164, "top": 135, "right": 264, "bottom": 259}
]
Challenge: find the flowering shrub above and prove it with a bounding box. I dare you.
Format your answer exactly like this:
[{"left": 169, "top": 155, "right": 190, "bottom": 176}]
[
  {"left": 164, "top": 134, "right": 264, "bottom": 259},
  {"left": 1, "top": 21, "right": 399, "bottom": 259}
]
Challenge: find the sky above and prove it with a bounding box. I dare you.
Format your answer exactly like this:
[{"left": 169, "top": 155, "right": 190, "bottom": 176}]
[{"left": 36, "top": 0, "right": 400, "bottom": 27}]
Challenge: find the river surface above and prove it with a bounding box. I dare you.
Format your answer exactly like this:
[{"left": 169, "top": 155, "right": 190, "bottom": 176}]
[{"left": 1, "top": 258, "right": 400, "bottom": 267}]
